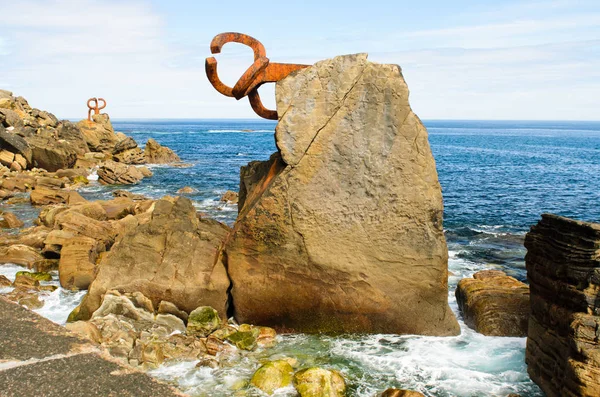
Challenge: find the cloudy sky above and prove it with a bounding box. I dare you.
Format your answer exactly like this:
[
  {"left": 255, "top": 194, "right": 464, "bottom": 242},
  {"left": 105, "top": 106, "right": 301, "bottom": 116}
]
[{"left": 0, "top": 0, "right": 598, "bottom": 120}]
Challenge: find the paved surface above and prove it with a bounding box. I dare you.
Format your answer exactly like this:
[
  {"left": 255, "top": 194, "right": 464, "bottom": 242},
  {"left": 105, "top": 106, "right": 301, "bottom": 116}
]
[{"left": 0, "top": 297, "right": 186, "bottom": 397}]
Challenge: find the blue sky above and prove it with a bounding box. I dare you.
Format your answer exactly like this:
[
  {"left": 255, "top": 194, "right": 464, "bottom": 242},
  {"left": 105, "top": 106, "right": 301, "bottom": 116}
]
[{"left": 0, "top": 0, "right": 598, "bottom": 120}]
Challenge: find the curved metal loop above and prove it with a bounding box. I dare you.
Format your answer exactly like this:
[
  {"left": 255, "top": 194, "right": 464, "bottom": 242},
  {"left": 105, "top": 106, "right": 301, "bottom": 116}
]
[
  {"left": 205, "top": 32, "right": 310, "bottom": 120},
  {"left": 87, "top": 97, "right": 107, "bottom": 121}
]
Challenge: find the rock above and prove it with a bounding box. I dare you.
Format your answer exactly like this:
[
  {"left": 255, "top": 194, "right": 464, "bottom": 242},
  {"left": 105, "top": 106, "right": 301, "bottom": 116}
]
[
  {"left": 112, "top": 190, "right": 147, "bottom": 201},
  {"left": 158, "top": 300, "right": 188, "bottom": 322},
  {"left": 226, "top": 328, "right": 260, "bottom": 350},
  {"left": 65, "top": 321, "right": 102, "bottom": 343},
  {"left": 177, "top": 186, "right": 197, "bottom": 194},
  {"left": 73, "top": 197, "right": 231, "bottom": 321},
  {"left": 525, "top": 214, "right": 600, "bottom": 397},
  {"left": 187, "top": 306, "right": 221, "bottom": 337},
  {"left": 35, "top": 176, "right": 66, "bottom": 189},
  {"left": 114, "top": 148, "right": 146, "bottom": 164},
  {"left": 155, "top": 314, "right": 186, "bottom": 334},
  {"left": 138, "top": 166, "right": 153, "bottom": 177},
  {"left": 76, "top": 114, "right": 119, "bottom": 153},
  {"left": 0, "top": 211, "right": 24, "bottom": 228},
  {"left": 224, "top": 53, "right": 459, "bottom": 335},
  {"left": 13, "top": 273, "right": 40, "bottom": 288},
  {"left": 144, "top": 138, "right": 180, "bottom": 164},
  {"left": 15, "top": 226, "right": 51, "bottom": 249},
  {"left": 113, "top": 137, "right": 138, "bottom": 154},
  {"left": 97, "top": 197, "right": 135, "bottom": 220},
  {"left": 30, "top": 186, "right": 86, "bottom": 206},
  {"left": 380, "top": 390, "right": 425, "bottom": 397},
  {"left": 91, "top": 292, "right": 154, "bottom": 322},
  {"left": 256, "top": 326, "right": 278, "bottom": 348},
  {"left": 293, "top": 367, "right": 346, "bottom": 397},
  {"left": 56, "top": 121, "right": 89, "bottom": 155},
  {"left": 33, "top": 259, "right": 59, "bottom": 273},
  {"left": 0, "top": 126, "right": 32, "bottom": 165},
  {"left": 97, "top": 160, "right": 144, "bottom": 185},
  {"left": 0, "top": 149, "right": 14, "bottom": 167},
  {"left": 162, "top": 334, "right": 207, "bottom": 361},
  {"left": 250, "top": 360, "right": 294, "bottom": 395},
  {"left": 195, "top": 356, "right": 219, "bottom": 369},
  {"left": 220, "top": 190, "right": 238, "bottom": 204},
  {"left": 6, "top": 287, "right": 44, "bottom": 309},
  {"left": 0, "top": 244, "right": 43, "bottom": 267},
  {"left": 25, "top": 135, "right": 78, "bottom": 171},
  {"left": 0, "top": 274, "right": 11, "bottom": 287},
  {"left": 455, "top": 270, "right": 529, "bottom": 336},
  {"left": 205, "top": 335, "right": 234, "bottom": 356},
  {"left": 58, "top": 236, "right": 102, "bottom": 290},
  {"left": 15, "top": 271, "right": 52, "bottom": 281}
]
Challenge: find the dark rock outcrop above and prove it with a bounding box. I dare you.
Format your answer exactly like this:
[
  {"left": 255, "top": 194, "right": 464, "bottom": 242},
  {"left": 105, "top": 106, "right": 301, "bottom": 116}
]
[
  {"left": 525, "top": 214, "right": 600, "bottom": 397},
  {"left": 223, "top": 54, "right": 459, "bottom": 335},
  {"left": 456, "top": 270, "right": 529, "bottom": 336}
]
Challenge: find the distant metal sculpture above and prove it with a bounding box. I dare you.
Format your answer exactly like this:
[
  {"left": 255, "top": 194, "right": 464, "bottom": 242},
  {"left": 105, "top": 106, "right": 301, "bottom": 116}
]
[
  {"left": 87, "top": 97, "right": 106, "bottom": 121},
  {"left": 206, "top": 32, "right": 309, "bottom": 120}
]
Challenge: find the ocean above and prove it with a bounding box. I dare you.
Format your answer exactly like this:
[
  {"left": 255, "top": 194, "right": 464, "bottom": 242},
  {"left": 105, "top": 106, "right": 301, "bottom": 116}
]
[{"left": 3, "top": 119, "right": 600, "bottom": 396}]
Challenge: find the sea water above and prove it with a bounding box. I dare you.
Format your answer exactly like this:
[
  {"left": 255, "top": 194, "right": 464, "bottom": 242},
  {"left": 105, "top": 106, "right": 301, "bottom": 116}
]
[{"left": 4, "top": 119, "right": 600, "bottom": 396}]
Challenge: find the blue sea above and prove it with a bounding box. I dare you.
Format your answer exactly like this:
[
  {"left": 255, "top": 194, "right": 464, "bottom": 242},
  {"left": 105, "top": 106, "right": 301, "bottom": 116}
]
[{"left": 4, "top": 119, "right": 600, "bottom": 396}]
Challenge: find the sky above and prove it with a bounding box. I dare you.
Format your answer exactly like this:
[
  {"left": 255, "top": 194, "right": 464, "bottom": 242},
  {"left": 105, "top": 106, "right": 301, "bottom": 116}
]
[{"left": 0, "top": 0, "right": 598, "bottom": 120}]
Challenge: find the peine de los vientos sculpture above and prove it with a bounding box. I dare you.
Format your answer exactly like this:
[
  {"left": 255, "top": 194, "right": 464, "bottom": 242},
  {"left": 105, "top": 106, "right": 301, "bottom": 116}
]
[{"left": 208, "top": 33, "right": 459, "bottom": 335}]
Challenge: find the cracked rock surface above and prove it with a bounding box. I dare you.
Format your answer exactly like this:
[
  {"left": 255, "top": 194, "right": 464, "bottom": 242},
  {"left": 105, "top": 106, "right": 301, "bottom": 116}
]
[{"left": 224, "top": 54, "right": 460, "bottom": 335}]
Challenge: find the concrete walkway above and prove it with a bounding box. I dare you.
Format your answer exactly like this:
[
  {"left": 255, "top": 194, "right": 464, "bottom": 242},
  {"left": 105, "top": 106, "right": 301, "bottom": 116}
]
[{"left": 0, "top": 297, "right": 187, "bottom": 397}]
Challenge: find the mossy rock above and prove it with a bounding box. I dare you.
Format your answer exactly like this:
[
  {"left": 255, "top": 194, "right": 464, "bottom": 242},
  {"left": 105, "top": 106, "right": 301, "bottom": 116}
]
[
  {"left": 72, "top": 175, "right": 89, "bottom": 184},
  {"left": 293, "top": 367, "right": 346, "bottom": 397},
  {"left": 15, "top": 271, "right": 52, "bottom": 281},
  {"left": 251, "top": 360, "right": 294, "bottom": 395},
  {"left": 67, "top": 295, "right": 93, "bottom": 323},
  {"left": 226, "top": 328, "right": 260, "bottom": 351},
  {"left": 210, "top": 326, "right": 238, "bottom": 341},
  {"left": 186, "top": 306, "right": 220, "bottom": 337}
]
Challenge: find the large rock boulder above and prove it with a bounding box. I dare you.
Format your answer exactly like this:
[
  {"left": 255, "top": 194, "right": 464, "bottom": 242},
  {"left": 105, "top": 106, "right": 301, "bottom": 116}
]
[
  {"left": 224, "top": 54, "right": 458, "bottom": 335},
  {"left": 0, "top": 126, "right": 32, "bottom": 165},
  {"left": 251, "top": 360, "right": 294, "bottom": 395},
  {"left": 97, "top": 161, "right": 144, "bottom": 185},
  {"left": 455, "top": 270, "right": 529, "bottom": 336},
  {"left": 25, "top": 135, "right": 79, "bottom": 171},
  {"left": 76, "top": 114, "right": 119, "bottom": 153},
  {"left": 525, "top": 214, "right": 600, "bottom": 397},
  {"left": 144, "top": 138, "right": 180, "bottom": 164},
  {"left": 293, "top": 367, "right": 346, "bottom": 397},
  {"left": 72, "top": 197, "right": 231, "bottom": 321}
]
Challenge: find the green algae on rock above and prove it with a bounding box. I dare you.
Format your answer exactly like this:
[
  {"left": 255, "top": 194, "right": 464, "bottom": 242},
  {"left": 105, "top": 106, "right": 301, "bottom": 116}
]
[
  {"left": 250, "top": 360, "right": 294, "bottom": 395},
  {"left": 187, "top": 306, "right": 221, "bottom": 337},
  {"left": 15, "top": 271, "right": 52, "bottom": 281},
  {"left": 294, "top": 367, "right": 346, "bottom": 397}
]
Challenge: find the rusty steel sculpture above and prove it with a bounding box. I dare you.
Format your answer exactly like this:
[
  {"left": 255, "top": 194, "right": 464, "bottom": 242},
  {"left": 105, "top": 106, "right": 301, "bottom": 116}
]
[
  {"left": 87, "top": 97, "right": 106, "bottom": 121},
  {"left": 205, "top": 32, "right": 309, "bottom": 120}
]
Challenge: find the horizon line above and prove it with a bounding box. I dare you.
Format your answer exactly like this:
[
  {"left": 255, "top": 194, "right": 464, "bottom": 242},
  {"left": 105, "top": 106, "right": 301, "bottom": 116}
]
[{"left": 64, "top": 117, "right": 600, "bottom": 123}]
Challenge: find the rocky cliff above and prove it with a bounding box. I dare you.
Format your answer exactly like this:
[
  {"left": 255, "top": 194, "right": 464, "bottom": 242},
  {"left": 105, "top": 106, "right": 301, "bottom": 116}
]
[
  {"left": 525, "top": 214, "right": 600, "bottom": 397},
  {"left": 224, "top": 54, "right": 459, "bottom": 335}
]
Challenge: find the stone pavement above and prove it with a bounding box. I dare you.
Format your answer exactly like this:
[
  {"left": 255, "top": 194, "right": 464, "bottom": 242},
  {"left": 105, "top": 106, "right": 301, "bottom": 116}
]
[{"left": 0, "top": 297, "right": 187, "bottom": 397}]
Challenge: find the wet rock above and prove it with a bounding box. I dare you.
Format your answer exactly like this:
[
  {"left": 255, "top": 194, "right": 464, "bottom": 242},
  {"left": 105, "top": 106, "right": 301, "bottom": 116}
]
[
  {"left": 525, "top": 214, "right": 600, "bottom": 397},
  {"left": 380, "top": 390, "right": 425, "bottom": 397},
  {"left": 225, "top": 53, "right": 459, "bottom": 335},
  {"left": 177, "top": 186, "right": 197, "bottom": 194},
  {"left": 6, "top": 287, "right": 44, "bottom": 309},
  {"left": 0, "top": 211, "right": 24, "bottom": 228},
  {"left": 98, "top": 160, "right": 144, "bottom": 185},
  {"left": 226, "top": 328, "right": 260, "bottom": 351},
  {"left": 251, "top": 360, "right": 294, "bottom": 395},
  {"left": 12, "top": 273, "right": 40, "bottom": 289},
  {"left": 187, "top": 306, "right": 221, "bottom": 337},
  {"left": 33, "top": 258, "right": 59, "bottom": 273},
  {"left": 455, "top": 270, "right": 529, "bottom": 336},
  {"left": 162, "top": 334, "right": 207, "bottom": 361},
  {"left": 158, "top": 300, "right": 188, "bottom": 322},
  {"left": 112, "top": 190, "right": 147, "bottom": 201},
  {"left": 144, "top": 138, "right": 180, "bottom": 164},
  {"left": 293, "top": 367, "right": 346, "bottom": 397},
  {"left": 76, "top": 197, "right": 230, "bottom": 320},
  {"left": 138, "top": 166, "right": 153, "bottom": 177},
  {"left": 65, "top": 321, "right": 102, "bottom": 343},
  {"left": 0, "top": 274, "right": 11, "bottom": 287},
  {"left": 15, "top": 271, "right": 52, "bottom": 281},
  {"left": 0, "top": 244, "right": 43, "bottom": 267},
  {"left": 220, "top": 190, "right": 238, "bottom": 204},
  {"left": 195, "top": 356, "right": 219, "bottom": 369},
  {"left": 205, "top": 335, "right": 234, "bottom": 356},
  {"left": 30, "top": 186, "right": 86, "bottom": 206}
]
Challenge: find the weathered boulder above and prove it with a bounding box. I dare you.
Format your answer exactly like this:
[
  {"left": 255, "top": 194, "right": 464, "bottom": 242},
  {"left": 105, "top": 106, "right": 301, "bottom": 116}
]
[
  {"left": 220, "top": 190, "right": 238, "bottom": 204},
  {"left": 144, "top": 138, "right": 180, "bottom": 164},
  {"left": 59, "top": 236, "right": 102, "bottom": 289},
  {"left": 293, "top": 367, "right": 346, "bottom": 397},
  {"left": 224, "top": 54, "right": 458, "bottom": 335},
  {"left": 186, "top": 306, "right": 221, "bottom": 337},
  {"left": 30, "top": 186, "right": 86, "bottom": 206},
  {"left": 56, "top": 121, "right": 89, "bottom": 155},
  {"left": 0, "top": 244, "right": 43, "bottom": 267},
  {"left": 113, "top": 137, "right": 145, "bottom": 164},
  {"left": 72, "top": 197, "right": 231, "bottom": 321},
  {"left": 25, "top": 135, "right": 78, "bottom": 171},
  {"left": 76, "top": 114, "right": 119, "bottom": 153},
  {"left": 455, "top": 270, "right": 529, "bottom": 336},
  {"left": 97, "top": 161, "right": 144, "bottom": 185},
  {"left": 251, "top": 360, "right": 294, "bottom": 395},
  {"left": 0, "top": 126, "right": 32, "bottom": 165},
  {"left": 525, "top": 214, "right": 600, "bottom": 397},
  {"left": 0, "top": 211, "right": 24, "bottom": 228}
]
